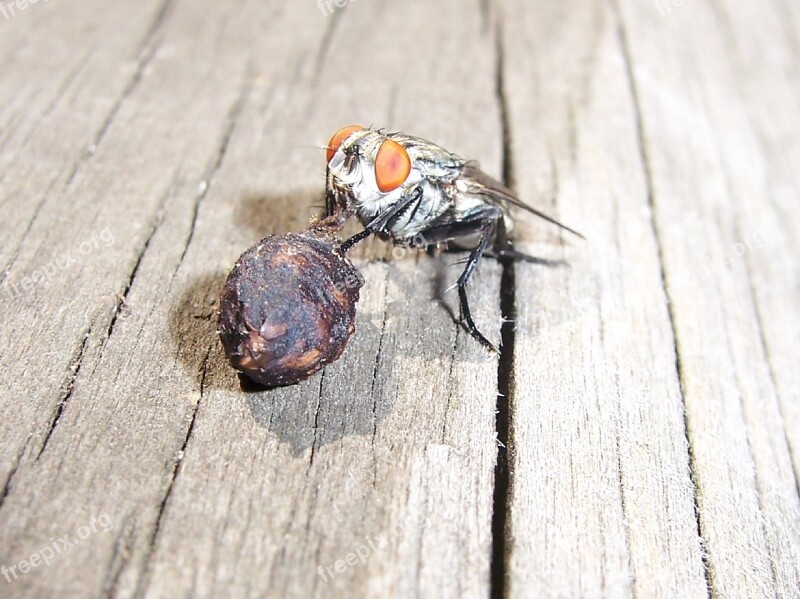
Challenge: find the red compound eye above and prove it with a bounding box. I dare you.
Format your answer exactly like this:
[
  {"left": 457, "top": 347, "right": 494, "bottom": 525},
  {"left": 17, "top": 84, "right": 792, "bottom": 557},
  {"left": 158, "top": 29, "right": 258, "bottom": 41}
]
[
  {"left": 374, "top": 139, "right": 411, "bottom": 192},
  {"left": 326, "top": 125, "right": 364, "bottom": 163}
]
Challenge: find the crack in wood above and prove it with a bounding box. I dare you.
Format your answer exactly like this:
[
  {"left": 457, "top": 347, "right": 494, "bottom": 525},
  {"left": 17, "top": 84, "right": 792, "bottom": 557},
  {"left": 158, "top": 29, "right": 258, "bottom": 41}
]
[
  {"left": 41, "top": 52, "right": 95, "bottom": 122},
  {"left": 132, "top": 341, "right": 211, "bottom": 599},
  {"left": 0, "top": 0, "right": 176, "bottom": 289},
  {"left": 490, "top": 18, "right": 513, "bottom": 599},
  {"left": 613, "top": 391, "right": 636, "bottom": 598},
  {"left": 440, "top": 313, "right": 461, "bottom": 446},
  {"left": 714, "top": 112, "right": 800, "bottom": 507},
  {"left": 0, "top": 50, "right": 94, "bottom": 173},
  {"left": 34, "top": 325, "right": 92, "bottom": 462},
  {"left": 745, "top": 273, "right": 800, "bottom": 500},
  {"left": 478, "top": 0, "right": 491, "bottom": 34},
  {"left": 711, "top": 218, "right": 785, "bottom": 594},
  {"left": 312, "top": 7, "right": 344, "bottom": 81},
  {"left": 0, "top": 175, "right": 61, "bottom": 287},
  {"left": 0, "top": 438, "right": 29, "bottom": 512},
  {"left": 64, "top": 0, "right": 175, "bottom": 193},
  {"left": 99, "top": 0, "right": 175, "bottom": 144},
  {"left": 613, "top": 6, "right": 715, "bottom": 597},
  {"left": 101, "top": 512, "right": 136, "bottom": 598},
  {"left": 102, "top": 210, "right": 163, "bottom": 354},
  {"left": 308, "top": 370, "right": 326, "bottom": 468},
  {"left": 172, "top": 66, "right": 253, "bottom": 285},
  {"left": 369, "top": 268, "right": 391, "bottom": 476}
]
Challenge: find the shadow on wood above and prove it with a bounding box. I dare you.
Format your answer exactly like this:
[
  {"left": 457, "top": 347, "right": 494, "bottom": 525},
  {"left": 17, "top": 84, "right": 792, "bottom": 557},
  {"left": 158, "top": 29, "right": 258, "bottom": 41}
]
[{"left": 235, "top": 190, "right": 327, "bottom": 239}]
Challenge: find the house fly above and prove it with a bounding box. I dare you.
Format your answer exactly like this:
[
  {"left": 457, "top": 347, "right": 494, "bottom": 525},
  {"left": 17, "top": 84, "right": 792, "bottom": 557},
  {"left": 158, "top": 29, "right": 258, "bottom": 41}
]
[{"left": 324, "top": 125, "right": 583, "bottom": 351}]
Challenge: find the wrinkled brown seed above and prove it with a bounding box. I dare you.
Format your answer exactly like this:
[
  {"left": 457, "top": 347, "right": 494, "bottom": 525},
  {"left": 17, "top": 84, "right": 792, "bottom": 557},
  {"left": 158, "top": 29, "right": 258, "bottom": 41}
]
[{"left": 217, "top": 218, "right": 364, "bottom": 388}]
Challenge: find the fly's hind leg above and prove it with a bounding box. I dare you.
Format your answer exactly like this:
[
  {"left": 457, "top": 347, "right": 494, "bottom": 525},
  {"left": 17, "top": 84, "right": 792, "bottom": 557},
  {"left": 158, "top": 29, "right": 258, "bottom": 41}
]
[
  {"left": 484, "top": 218, "right": 567, "bottom": 267},
  {"left": 422, "top": 206, "right": 503, "bottom": 352},
  {"left": 456, "top": 219, "right": 499, "bottom": 352},
  {"left": 485, "top": 248, "right": 566, "bottom": 267}
]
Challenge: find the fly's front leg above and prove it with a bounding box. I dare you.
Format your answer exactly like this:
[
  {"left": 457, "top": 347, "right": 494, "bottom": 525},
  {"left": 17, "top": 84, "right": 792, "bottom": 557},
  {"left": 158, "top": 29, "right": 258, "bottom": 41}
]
[
  {"left": 325, "top": 168, "right": 349, "bottom": 224},
  {"left": 325, "top": 168, "right": 336, "bottom": 217},
  {"left": 340, "top": 187, "right": 423, "bottom": 253}
]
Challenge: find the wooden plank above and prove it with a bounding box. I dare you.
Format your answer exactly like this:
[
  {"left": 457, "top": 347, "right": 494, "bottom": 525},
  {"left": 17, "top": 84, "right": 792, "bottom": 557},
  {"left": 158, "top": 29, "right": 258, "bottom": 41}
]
[
  {"left": 616, "top": 0, "right": 800, "bottom": 596},
  {"left": 1, "top": 0, "right": 798, "bottom": 597},
  {"left": 498, "top": 1, "right": 709, "bottom": 597},
  {"left": 0, "top": 0, "right": 173, "bottom": 488},
  {"left": 0, "top": 0, "right": 173, "bottom": 270},
  {"left": 139, "top": 1, "right": 504, "bottom": 597},
  {"left": 698, "top": 0, "right": 800, "bottom": 484},
  {"left": 0, "top": 0, "right": 267, "bottom": 596},
  {"left": 0, "top": 1, "right": 505, "bottom": 597}
]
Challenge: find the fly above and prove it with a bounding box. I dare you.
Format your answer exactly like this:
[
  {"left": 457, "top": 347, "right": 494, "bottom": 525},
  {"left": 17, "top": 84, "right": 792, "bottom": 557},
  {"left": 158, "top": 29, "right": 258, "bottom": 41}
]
[{"left": 324, "top": 125, "right": 584, "bottom": 351}]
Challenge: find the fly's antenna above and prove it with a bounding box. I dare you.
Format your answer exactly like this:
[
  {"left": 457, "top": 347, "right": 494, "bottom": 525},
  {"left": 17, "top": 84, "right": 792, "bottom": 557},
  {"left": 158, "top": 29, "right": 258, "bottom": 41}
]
[{"left": 299, "top": 144, "right": 334, "bottom": 153}]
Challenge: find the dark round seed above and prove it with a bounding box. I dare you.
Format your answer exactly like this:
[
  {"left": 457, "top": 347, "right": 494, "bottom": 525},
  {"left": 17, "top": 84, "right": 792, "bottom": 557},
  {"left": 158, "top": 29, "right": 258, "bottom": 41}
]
[{"left": 217, "top": 221, "right": 363, "bottom": 388}]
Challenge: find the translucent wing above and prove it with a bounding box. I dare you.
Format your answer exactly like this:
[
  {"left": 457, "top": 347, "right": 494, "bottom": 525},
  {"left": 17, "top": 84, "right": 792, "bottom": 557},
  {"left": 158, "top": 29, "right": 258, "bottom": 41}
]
[{"left": 460, "top": 164, "right": 585, "bottom": 239}]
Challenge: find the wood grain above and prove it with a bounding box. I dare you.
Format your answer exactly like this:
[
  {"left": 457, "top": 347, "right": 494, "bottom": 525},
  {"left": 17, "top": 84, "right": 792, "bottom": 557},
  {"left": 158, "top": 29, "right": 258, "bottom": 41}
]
[
  {"left": 617, "top": 0, "right": 800, "bottom": 596},
  {"left": 0, "top": 0, "right": 797, "bottom": 598},
  {"left": 499, "top": 1, "right": 707, "bottom": 597}
]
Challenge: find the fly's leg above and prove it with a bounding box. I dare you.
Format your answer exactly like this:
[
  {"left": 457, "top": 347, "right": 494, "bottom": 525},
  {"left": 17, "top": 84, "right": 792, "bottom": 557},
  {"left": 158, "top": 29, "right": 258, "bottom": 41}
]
[
  {"left": 484, "top": 216, "right": 567, "bottom": 266},
  {"left": 340, "top": 187, "right": 423, "bottom": 253},
  {"left": 325, "top": 168, "right": 336, "bottom": 217},
  {"left": 338, "top": 228, "right": 371, "bottom": 253},
  {"left": 411, "top": 206, "right": 504, "bottom": 351},
  {"left": 325, "top": 168, "right": 350, "bottom": 226},
  {"left": 484, "top": 248, "right": 566, "bottom": 267},
  {"left": 340, "top": 191, "right": 505, "bottom": 350},
  {"left": 455, "top": 218, "right": 499, "bottom": 352}
]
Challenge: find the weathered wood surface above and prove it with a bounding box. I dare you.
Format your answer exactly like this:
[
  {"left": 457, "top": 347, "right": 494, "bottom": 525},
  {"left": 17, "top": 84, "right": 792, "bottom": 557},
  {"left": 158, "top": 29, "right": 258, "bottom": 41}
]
[{"left": 0, "top": 1, "right": 797, "bottom": 598}]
